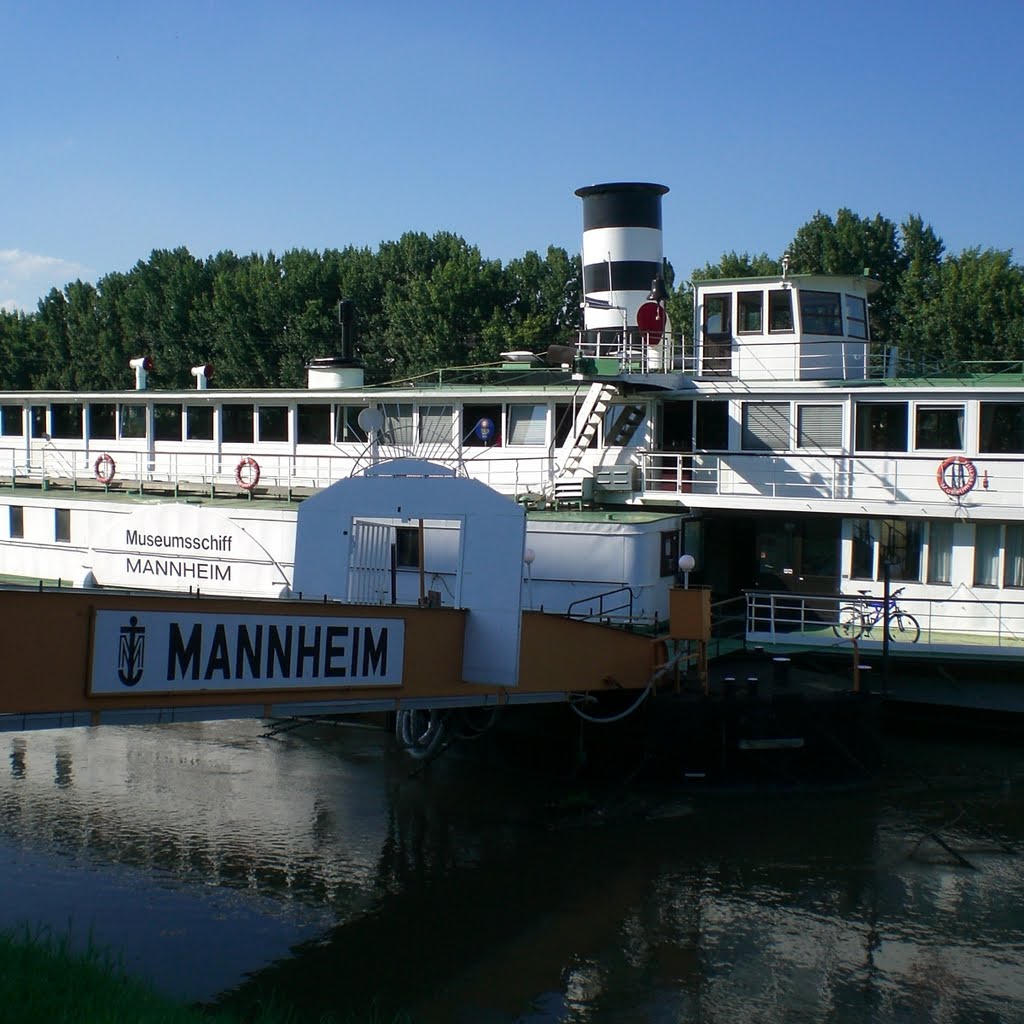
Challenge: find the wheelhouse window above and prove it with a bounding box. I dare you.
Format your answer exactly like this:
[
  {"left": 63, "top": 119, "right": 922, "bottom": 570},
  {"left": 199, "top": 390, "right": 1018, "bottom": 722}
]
[
  {"left": 258, "top": 406, "right": 289, "bottom": 443},
  {"left": 737, "top": 291, "right": 763, "bottom": 333},
  {"left": 845, "top": 294, "right": 868, "bottom": 339},
  {"left": 463, "top": 403, "right": 501, "bottom": 447},
  {"left": 695, "top": 401, "right": 729, "bottom": 450},
  {"left": 855, "top": 403, "right": 908, "bottom": 452},
  {"left": 0, "top": 406, "right": 22, "bottom": 437},
  {"left": 89, "top": 404, "right": 116, "bottom": 440},
  {"left": 297, "top": 404, "right": 331, "bottom": 445},
  {"left": 979, "top": 403, "right": 1024, "bottom": 453},
  {"left": 702, "top": 294, "right": 731, "bottom": 336},
  {"left": 507, "top": 404, "right": 546, "bottom": 446},
  {"left": 50, "top": 404, "right": 82, "bottom": 440},
  {"left": 154, "top": 404, "right": 183, "bottom": 442},
  {"left": 418, "top": 405, "right": 453, "bottom": 445},
  {"left": 799, "top": 290, "right": 843, "bottom": 335},
  {"left": 701, "top": 294, "right": 732, "bottom": 376},
  {"left": 186, "top": 406, "right": 214, "bottom": 441},
  {"left": 797, "top": 404, "right": 842, "bottom": 449},
  {"left": 915, "top": 405, "right": 964, "bottom": 450},
  {"left": 741, "top": 402, "right": 791, "bottom": 451},
  {"left": 768, "top": 289, "right": 794, "bottom": 332},
  {"left": 119, "top": 404, "right": 147, "bottom": 440},
  {"left": 221, "top": 405, "right": 254, "bottom": 444},
  {"left": 335, "top": 406, "right": 368, "bottom": 443}
]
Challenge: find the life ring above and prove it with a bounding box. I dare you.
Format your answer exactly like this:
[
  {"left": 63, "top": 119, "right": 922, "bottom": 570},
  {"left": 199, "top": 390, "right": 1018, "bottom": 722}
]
[
  {"left": 235, "top": 457, "right": 261, "bottom": 490},
  {"left": 94, "top": 453, "right": 116, "bottom": 485},
  {"left": 936, "top": 456, "right": 977, "bottom": 497}
]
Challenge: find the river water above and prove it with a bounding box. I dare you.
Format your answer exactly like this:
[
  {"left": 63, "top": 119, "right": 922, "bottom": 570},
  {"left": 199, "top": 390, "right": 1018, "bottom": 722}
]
[{"left": 0, "top": 717, "right": 1022, "bottom": 1023}]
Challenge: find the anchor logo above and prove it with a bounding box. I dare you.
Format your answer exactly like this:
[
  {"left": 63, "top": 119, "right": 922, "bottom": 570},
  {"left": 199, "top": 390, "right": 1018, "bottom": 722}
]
[{"left": 117, "top": 616, "right": 146, "bottom": 687}]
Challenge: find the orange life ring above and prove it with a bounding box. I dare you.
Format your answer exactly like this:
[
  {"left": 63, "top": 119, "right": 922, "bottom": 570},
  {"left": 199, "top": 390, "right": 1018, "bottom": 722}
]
[
  {"left": 94, "top": 453, "right": 116, "bottom": 485},
  {"left": 936, "top": 456, "right": 976, "bottom": 497},
  {"left": 235, "top": 456, "right": 261, "bottom": 490}
]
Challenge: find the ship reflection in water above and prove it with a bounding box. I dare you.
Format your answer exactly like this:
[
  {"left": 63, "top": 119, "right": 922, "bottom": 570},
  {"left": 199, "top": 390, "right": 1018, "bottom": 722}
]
[{"left": 0, "top": 719, "right": 1022, "bottom": 1022}]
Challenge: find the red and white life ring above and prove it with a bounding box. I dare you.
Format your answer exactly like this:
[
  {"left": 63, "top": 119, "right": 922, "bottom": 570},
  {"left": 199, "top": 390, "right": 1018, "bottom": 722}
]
[
  {"left": 936, "top": 456, "right": 977, "bottom": 497},
  {"left": 235, "top": 456, "right": 261, "bottom": 490},
  {"left": 94, "top": 453, "right": 116, "bottom": 485}
]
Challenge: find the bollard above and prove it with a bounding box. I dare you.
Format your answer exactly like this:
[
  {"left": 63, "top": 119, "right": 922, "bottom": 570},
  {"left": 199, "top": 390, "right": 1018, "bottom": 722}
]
[{"left": 773, "top": 656, "right": 791, "bottom": 688}]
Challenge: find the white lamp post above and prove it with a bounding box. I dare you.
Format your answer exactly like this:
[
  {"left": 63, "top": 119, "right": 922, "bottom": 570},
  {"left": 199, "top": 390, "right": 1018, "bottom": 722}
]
[
  {"left": 678, "top": 554, "right": 695, "bottom": 589},
  {"left": 523, "top": 548, "right": 536, "bottom": 609}
]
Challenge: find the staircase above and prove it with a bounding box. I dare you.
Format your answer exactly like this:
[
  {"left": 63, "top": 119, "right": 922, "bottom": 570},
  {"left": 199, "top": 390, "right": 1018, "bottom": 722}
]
[{"left": 558, "top": 382, "right": 616, "bottom": 477}]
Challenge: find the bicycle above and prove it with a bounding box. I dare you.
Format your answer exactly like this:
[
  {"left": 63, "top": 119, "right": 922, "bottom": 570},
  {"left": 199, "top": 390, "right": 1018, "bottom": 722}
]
[{"left": 832, "top": 586, "right": 921, "bottom": 643}]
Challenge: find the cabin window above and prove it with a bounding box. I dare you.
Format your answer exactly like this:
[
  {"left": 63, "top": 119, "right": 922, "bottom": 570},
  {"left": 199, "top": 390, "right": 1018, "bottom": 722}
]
[
  {"left": 89, "top": 404, "right": 116, "bottom": 440},
  {"left": 1005, "top": 525, "right": 1024, "bottom": 588},
  {"left": 927, "top": 521, "right": 953, "bottom": 585},
  {"left": 222, "top": 405, "right": 254, "bottom": 444},
  {"left": 30, "top": 406, "right": 46, "bottom": 439},
  {"left": 979, "top": 403, "right": 1024, "bottom": 453},
  {"left": 8, "top": 506, "right": 23, "bottom": 539},
  {"left": 742, "top": 402, "right": 791, "bottom": 451},
  {"left": 335, "top": 406, "right": 368, "bottom": 443},
  {"left": 0, "top": 406, "right": 22, "bottom": 437},
  {"left": 463, "top": 404, "right": 501, "bottom": 447},
  {"left": 974, "top": 523, "right": 1001, "bottom": 587},
  {"left": 605, "top": 404, "right": 647, "bottom": 447},
  {"left": 297, "top": 404, "right": 331, "bottom": 445},
  {"left": 555, "top": 402, "right": 598, "bottom": 449},
  {"left": 702, "top": 294, "right": 731, "bottom": 336},
  {"left": 915, "top": 405, "right": 964, "bottom": 450},
  {"left": 851, "top": 520, "right": 874, "bottom": 579},
  {"left": 119, "top": 404, "right": 147, "bottom": 440},
  {"left": 855, "top": 403, "right": 908, "bottom": 452},
  {"left": 507, "top": 405, "right": 546, "bottom": 446},
  {"left": 418, "top": 405, "right": 453, "bottom": 445},
  {"left": 395, "top": 526, "right": 420, "bottom": 568},
  {"left": 55, "top": 508, "right": 71, "bottom": 544},
  {"left": 799, "top": 290, "right": 843, "bottom": 335},
  {"left": 768, "top": 289, "right": 794, "bottom": 332},
  {"left": 737, "top": 291, "right": 763, "bottom": 333},
  {"left": 186, "top": 406, "right": 214, "bottom": 441},
  {"left": 154, "top": 404, "right": 183, "bottom": 442},
  {"left": 659, "top": 529, "right": 680, "bottom": 577},
  {"left": 50, "top": 404, "right": 82, "bottom": 440},
  {"left": 258, "top": 406, "right": 289, "bottom": 443},
  {"left": 880, "top": 519, "right": 922, "bottom": 582},
  {"left": 845, "top": 295, "right": 868, "bottom": 339},
  {"left": 797, "top": 404, "right": 843, "bottom": 449},
  {"left": 695, "top": 401, "right": 729, "bottom": 450}
]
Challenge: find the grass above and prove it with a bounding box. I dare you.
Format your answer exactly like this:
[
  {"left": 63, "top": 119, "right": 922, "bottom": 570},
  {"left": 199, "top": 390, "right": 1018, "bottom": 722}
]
[{"left": 0, "top": 926, "right": 407, "bottom": 1024}]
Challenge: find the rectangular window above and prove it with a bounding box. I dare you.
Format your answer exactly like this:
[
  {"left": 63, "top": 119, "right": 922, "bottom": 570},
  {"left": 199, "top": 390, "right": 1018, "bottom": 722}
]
[
  {"left": 737, "top": 291, "right": 763, "bottom": 333},
  {"left": 742, "top": 402, "right": 791, "bottom": 451},
  {"left": 55, "top": 508, "right": 71, "bottom": 544},
  {"left": 9, "top": 506, "right": 23, "bottom": 539},
  {"left": 335, "top": 406, "right": 368, "bottom": 443},
  {"left": 186, "top": 406, "right": 214, "bottom": 441},
  {"left": 89, "top": 404, "right": 116, "bottom": 440},
  {"left": 380, "top": 404, "right": 413, "bottom": 447},
  {"left": 800, "top": 290, "right": 843, "bottom": 335},
  {"left": 974, "top": 523, "right": 1001, "bottom": 587},
  {"left": 1005, "top": 525, "right": 1024, "bottom": 588},
  {"left": 463, "top": 404, "right": 501, "bottom": 447},
  {"left": 258, "top": 406, "right": 289, "bottom": 443},
  {"left": 50, "top": 404, "right": 82, "bottom": 439},
  {"left": 851, "top": 520, "right": 874, "bottom": 579},
  {"left": 855, "top": 403, "right": 908, "bottom": 452},
  {"left": 845, "top": 295, "right": 868, "bottom": 339},
  {"left": 768, "top": 289, "right": 794, "bottom": 332},
  {"left": 695, "top": 401, "right": 729, "bottom": 450},
  {"left": 605, "top": 404, "right": 647, "bottom": 447},
  {"left": 396, "top": 526, "right": 420, "bottom": 568},
  {"left": 797, "top": 404, "right": 843, "bottom": 449},
  {"left": 153, "top": 404, "right": 183, "bottom": 442},
  {"left": 915, "top": 405, "right": 964, "bottom": 450},
  {"left": 297, "top": 404, "right": 331, "bottom": 445},
  {"left": 880, "top": 519, "right": 922, "bottom": 582},
  {"left": 30, "top": 406, "right": 46, "bottom": 439},
  {"left": 702, "top": 294, "right": 731, "bottom": 336},
  {"left": 418, "top": 405, "right": 453, "bottom": 445},
  {"left": 507, "top": 404, "right": 546, "bottom": 446},
  {"left": 119, "top": 404, "right": 147, "bottom": 440},
  {"left": 221, "top": 405, "right": 254, "bottom": 444},
  {"left": 979, "top": 403, "right": 1024, "bottom": 453},
  {"left": 927, "top": 521, "right": 953, "bottom": 584},
  {"left": 0, "top": 406, "right": 22, "bottom": 437},
  {"left": 659, "top": 529, "right": 680, "bottom": 578}
]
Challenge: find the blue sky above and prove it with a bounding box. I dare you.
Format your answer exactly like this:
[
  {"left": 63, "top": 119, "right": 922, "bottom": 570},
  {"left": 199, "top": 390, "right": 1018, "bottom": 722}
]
[{"left": 3, "top": 0, "right": 1022, "bottom": 312}]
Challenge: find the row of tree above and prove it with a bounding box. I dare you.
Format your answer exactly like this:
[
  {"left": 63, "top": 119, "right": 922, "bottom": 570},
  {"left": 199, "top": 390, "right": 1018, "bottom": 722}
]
[{"left": 1, "top": 209, "right": 1021, "bottom": 391}]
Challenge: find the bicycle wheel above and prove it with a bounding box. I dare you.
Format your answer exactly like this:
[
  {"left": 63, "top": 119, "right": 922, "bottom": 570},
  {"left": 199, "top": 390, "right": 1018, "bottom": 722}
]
[
  {"left": 886, "top": 612, "right": 920, "bottom": 643},
  {"left": 833, "top": 605, "right": 865, "bottom": 639}
]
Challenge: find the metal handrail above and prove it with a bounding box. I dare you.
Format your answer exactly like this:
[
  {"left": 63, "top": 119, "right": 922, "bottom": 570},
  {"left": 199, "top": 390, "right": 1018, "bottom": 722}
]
[{"left": 566, "top": 586, "right": 635, "bottom": 623}]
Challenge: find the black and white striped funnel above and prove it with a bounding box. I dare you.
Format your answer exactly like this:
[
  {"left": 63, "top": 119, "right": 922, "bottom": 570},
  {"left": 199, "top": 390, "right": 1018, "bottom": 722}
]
[{"left": 575, "top": 181, "right": 669, "bottom": 333}]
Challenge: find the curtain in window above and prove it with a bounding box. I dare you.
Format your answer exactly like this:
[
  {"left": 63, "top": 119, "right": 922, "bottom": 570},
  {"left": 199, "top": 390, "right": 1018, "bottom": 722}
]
[
  {"left": 1004, "top": 525, "right": 1024, "bottom": 588},
  {"left": 974, "top": 524, "right": 1001, "bottom": 587},
  {"left": 507, "top": 405, "right": 546, "bottom": 446},
  {"left": 927, "top": 521, "right": 953, "bottom": 584}
]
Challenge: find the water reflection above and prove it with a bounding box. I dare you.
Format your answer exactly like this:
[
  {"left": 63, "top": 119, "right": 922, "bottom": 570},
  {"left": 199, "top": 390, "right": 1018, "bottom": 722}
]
[{"left": 0, "top": 721, "right": 1021, "bottom": 1022}]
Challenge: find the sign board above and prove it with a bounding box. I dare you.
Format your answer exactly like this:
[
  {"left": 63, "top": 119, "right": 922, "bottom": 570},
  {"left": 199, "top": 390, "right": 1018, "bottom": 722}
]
[{"left": 90, "top": 610, "right": 404, "bottom": 695}]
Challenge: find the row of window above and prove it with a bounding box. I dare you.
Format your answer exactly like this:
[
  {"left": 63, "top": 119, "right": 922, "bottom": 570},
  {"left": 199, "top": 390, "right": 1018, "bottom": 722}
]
[
  {"left": 8, "top": 506, "right": 70, "bottom": 543},
  {"left": 702, "top": 289, "right": 868, "bottom": 340},
  {"left": 851, "top": 518, "right": 1024, "bottom": 589}
]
